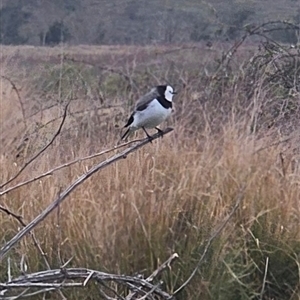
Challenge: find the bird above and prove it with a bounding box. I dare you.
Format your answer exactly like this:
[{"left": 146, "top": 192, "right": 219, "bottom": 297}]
[{"left": 121, "top": 85, "right": 177, "bottom": 141}]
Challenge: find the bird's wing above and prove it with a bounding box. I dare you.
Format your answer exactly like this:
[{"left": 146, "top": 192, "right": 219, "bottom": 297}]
[{"left": 135, "top": 88, "right": 159, "bottom": 111}]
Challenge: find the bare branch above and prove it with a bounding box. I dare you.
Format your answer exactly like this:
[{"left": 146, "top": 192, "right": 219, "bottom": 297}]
[
  {"left": 0, "top": 137, "right": 145, "bottom": 197},
  {"left": 147, "top": 253, "right": 178, "bottom": 283},
  {"left": 0, "top": 128, "right": 173, "bottom": 261},
  {"left": 0, "top": 101, "right": 71, "bottom": 189},
  {"left": 0, "top": 267, "right": 173, "bottom": 299},
  {"left": 1, "top": 287, "right": 57, "bottom": 299},
  {"left": 83, "top": 271, "right": 94, "bottom": 287},
  {"left": 0, "top": 205, "right": 24, "bottom": 223},
  {"left": 0, "top": 287, "right": 30, "bottom": 300}
]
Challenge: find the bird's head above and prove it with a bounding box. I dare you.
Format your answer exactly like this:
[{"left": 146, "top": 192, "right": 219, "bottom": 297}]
[{"left": 157, "top": 85, "right": 177, "bottom": 101}]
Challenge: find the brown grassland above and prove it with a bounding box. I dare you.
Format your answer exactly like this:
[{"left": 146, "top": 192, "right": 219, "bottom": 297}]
[{"left": 0, "top": 41, "right": 299, "bottom": 299}]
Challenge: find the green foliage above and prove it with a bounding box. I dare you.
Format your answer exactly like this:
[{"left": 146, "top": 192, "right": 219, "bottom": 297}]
[{"left": 248, "top": 220, "right": 300, "bottom": 299}]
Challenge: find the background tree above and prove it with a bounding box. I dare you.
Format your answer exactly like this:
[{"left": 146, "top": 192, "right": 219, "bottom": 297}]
[
  {"left": 0, "top": 2, "right": 30, "bottom": 44},
  {"left": 1, "top": 0, "right": 300, "bottom": 45}
]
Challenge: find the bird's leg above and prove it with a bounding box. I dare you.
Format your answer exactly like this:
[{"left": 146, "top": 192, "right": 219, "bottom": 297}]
[
  {"left": 155, "top": 127, "right": 164, "bottom": 138},
  {"left": 142, "top": 127, "right": 153, "bottom": 142}
]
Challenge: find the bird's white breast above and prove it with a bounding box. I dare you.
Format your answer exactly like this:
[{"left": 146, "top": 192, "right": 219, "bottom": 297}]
[{"left": 131, "top": 99, "right": 172, "bottom": 129}]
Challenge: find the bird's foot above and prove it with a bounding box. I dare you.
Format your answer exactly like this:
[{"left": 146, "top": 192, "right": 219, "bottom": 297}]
[
  {"left": 155, "top": 127, "right": 164, "bottom": 138},
  {"left": 147, "top": 135, "right": 154, "bottom": 143},
  {"left": 142, "top": 127, "right": 153, "bottom": 143}
]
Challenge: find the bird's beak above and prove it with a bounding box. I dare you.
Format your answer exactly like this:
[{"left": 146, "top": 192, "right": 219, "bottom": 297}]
[{"left": 172, "top": 91, "right": 177, "bottom": 94}]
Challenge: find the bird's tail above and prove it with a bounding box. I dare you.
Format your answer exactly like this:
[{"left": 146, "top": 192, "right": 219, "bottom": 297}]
[{"left": 120, "top": 128, "right": 131, "bottom": 141}]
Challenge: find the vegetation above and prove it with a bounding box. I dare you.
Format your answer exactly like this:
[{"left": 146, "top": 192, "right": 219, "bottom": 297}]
[
  {"left": 0, "top": 0, "right": 300, "bottom": 45},
  {"left": 0, "top": 25, "right": 300, "bottom": 299}
]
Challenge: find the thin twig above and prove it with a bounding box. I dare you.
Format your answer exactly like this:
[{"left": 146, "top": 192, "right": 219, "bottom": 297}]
[
  {"left": 1, "top": 287, "right": 57, "bottom": 300},
  {"left": 279, "top": 152, "right": 286, "bottom": 177},
  {"left": 1, "top": 288, "right": 30, "bottom": 300},
  {"left": 83, "top": 271, "right": 94, "bottom": 287},
  {"left": 0, "top": 205, "right": 50, "bottom": 269},
  {"left": 138, "top": 284, "right": 160, "bottom": 300},
  {"left": 0, "top": 137, "right": 145, "bottom": 197},
  {"left": 0, "top": 205, "right": 24, "bottom": 223},
  {"left": 7, "top": 257, "right": 11, "bottom": 282},
  {"left": 173, "top": 185, "right": 246, "bottom": 296},
  {"left": 0, "top": 128, "right": 173, "bottom": 261},
  {"left": 260, "top": 256, "right": 269, "bottom": 300},
  {"left": 60, "top": 256, "right": 74, "bottom": 269},
  {"left": 147, "top": 253, "right": 179, "bottom": 283},
  {"left": 0, "top": 283, "right": 83, "bottom": 288},
  {"left": 0, "top": 101, "right": 70, "bottom": 189}
]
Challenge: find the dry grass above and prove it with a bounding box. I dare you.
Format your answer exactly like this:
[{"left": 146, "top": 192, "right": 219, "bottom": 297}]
[{"left": 0, "top": 44, "right": 299, "bottom": 299}]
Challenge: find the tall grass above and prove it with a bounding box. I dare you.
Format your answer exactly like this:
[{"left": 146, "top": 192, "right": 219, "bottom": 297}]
[{"left": 0, "top": 44, "right": 299, "bottom": 299}]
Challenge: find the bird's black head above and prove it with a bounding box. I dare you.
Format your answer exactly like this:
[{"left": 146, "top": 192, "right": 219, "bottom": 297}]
[
  {"left": 156, "top": 85, "right": 167, "bottom": 97},
  {"left": 156, "top": 85, "right": 177, "bottom": 101}
]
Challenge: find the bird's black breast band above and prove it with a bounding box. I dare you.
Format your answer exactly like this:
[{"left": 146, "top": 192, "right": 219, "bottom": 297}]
[
  {"left": 156, "top": 96, "right": 172, "bottom": 109},
  {"left": 136, "top": 97, "right": 172, "bottom": 111}
]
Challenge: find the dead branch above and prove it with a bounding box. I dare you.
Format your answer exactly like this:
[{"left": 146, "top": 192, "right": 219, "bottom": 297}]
[
  {"left": 0, "top": 254, "right": 177, "bottom": 299},
  {"left": 0, "top": 128, "right": 173, "bottom": 261},
  {"left": 1, "top": 287, "right": 58, "bottom": 299},
  {"left": 0, "top": 205, "right": 23, "bottom": 223},
  {"left": 0, "top": 137, "right": 145, "bottom": 197},
  {"left": 147, "top": 253, "right": 178, "bottom": 283},
  {"left": 0, "top": 101, "right": 70, "bottom": 189},
  {"left": 173, "top": 185, "right": 246, "bottom": 296},
  {"left": 213, "top": 20, "right": 300, "bottom": 78}
]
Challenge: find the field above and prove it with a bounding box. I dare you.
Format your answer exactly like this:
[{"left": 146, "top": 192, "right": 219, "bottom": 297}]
[{"left": 0, "top": 41, "right": 300, "bottom": 299}]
